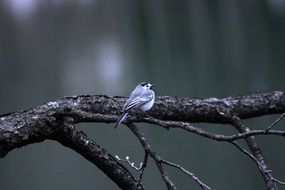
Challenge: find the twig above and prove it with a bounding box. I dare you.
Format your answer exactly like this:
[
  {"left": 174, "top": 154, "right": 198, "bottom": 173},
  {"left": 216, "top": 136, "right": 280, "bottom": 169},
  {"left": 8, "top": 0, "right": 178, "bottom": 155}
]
[
  {"left": 152, "top": 116, "right": 285, "bottom": 187},
  {"left": 114, "top": 153, "right": 149, "bottom": 189},
  {"left": 126, "top": 123, "right": 177, "bottom": 190},
  {"left": 137, "top": 152, "right": 149, "bottom": 189},
  {"left": 266, "top": 113, "right": 285, "bottom": 131},
  {"left": 229, "top": 141, "right": 271, "bottom": 173},
  {"left": 143, "top": 117, "right": 285, "bottom": 141},
  {"left": 229, "top": 141, "right": 285, "bottom": 186},
  {"left": 115, "top": 155, "right": 143, "bottom": 171},
  {"left": 229, "top": 116, "right": 278, "bottom": 189},
  {"left": 126, "top": 123, "right": 211, "bottom": 190},
  {"left": 161, "top": 159, "right": 211, "bottom": 190}
]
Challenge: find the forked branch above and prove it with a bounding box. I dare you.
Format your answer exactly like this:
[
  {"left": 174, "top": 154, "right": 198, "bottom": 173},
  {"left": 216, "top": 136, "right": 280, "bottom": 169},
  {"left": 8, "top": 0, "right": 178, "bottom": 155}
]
[{"left": 0, "top": 91, "right": 285, "bottom": 189}]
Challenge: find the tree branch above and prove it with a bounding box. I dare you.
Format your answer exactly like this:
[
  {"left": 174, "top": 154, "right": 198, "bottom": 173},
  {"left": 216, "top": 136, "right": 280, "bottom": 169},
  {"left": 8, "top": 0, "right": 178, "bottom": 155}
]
[
  {"left": 0, "top": 91, "right": 285, "bottom": 189},
  {"left": 0, "top": 109, "right": 143, "bottom": 189},
  {"left": 51, "top": 121, "right": 144, "bottom": 190},
  {"left": 126, "top": 123, "right": 211, "bottom": 190},
  {"left": 229, "top": 116, "right": 277, "bottom": 189}
]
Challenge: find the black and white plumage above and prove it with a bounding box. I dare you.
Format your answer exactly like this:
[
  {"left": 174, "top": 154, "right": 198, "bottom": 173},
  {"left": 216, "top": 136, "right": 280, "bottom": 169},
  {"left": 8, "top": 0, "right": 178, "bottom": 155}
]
[{"left": 114, "top": 82, "right": 155, "bottom": 128}]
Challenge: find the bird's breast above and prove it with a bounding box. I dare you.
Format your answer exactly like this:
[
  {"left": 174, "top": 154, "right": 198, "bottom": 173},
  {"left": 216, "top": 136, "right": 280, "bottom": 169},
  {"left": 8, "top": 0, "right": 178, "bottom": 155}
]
[{"left": 140, "top": 98, "right": 154, "bottom": 112}]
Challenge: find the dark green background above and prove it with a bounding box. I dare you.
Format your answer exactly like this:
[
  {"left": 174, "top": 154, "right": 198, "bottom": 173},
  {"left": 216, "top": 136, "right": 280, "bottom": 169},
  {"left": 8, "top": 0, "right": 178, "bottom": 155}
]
[{"left": 0, "top": 1, "right": 285, "bottom": 189}]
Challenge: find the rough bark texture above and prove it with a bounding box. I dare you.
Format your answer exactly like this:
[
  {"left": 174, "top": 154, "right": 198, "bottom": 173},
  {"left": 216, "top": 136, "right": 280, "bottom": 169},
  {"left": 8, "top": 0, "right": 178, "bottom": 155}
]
[{"left": 0, "top": 91, "right": 285, "bottom": 189}]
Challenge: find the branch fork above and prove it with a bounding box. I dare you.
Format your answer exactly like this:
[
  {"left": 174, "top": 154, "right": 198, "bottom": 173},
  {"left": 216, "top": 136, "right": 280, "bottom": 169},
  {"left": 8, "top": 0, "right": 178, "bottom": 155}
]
[{"left": 1, "top": 91, "right": 285, "bottom": 189}]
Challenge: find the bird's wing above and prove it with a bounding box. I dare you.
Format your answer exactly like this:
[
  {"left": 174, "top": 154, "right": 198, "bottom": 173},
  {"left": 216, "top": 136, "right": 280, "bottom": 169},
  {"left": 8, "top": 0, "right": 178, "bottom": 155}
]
[
  {"left": 123, "top": 96, "right": 142, "bottom": 111},
  {"left": 123, "top": 92, "right": 153, "bottom": 112}
]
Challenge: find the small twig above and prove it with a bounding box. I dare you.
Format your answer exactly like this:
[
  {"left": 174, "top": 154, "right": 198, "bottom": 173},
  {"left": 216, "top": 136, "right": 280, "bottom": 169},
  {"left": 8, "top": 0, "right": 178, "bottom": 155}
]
[
  {"left": 115, "top": 155, "right": 143, "bottom": 171},
  {"left": 144, "top": 117, "right": 285, "bottom": 141},
  {"left": 229, "top": 141, "right": 271, "bottom": 173},
  {"left": 155, "top": 159, "right": 177, "bottom": 190},
  {"left": 229, "top": 141, "right": 285, "bottom": 186},
  {"left": 137, "top": 152, "right": 149, "bottom": 189},
  {"left": 161, "top": 159, "right": 211, "bottom": 190},
  {"left": 230, "top": 116, "right": 279, "bottom": 189},
  {"left": 266, "top": 113, "right": 285, "bottom": 131}
]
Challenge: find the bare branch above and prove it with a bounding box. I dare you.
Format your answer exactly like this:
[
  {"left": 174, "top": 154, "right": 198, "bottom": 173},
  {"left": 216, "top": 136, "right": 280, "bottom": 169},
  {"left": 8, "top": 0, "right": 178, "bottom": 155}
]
[
  {"left": 160, "top": 159, "right": 211, "bottom": 190},
  {"left": 2, "top": 91, "right": 284, "bottom": 125},
  {"left": 229, "top": 141, "right": 271, "bottom": 173},
  {"left": 51, "top": 121, "right": 144, "bottom": 190},
  {"left": 1, "top": 91, "right": 285, "bottom": 189},
  {"left": 126, "top": 123, "right": 177, "bottom": 190},
  {"left": 230, "top": 141, "right": 285, "bottom": 186},
  {"left": 0, "top": 112, "right": 143, "bottom": 189},
  {"left": 137, "top": 152, "right": 149, "bottom": 189},
  {"left": 115, "top": 155, "right": 143, "bottom": 171},
  {"left": 144, "top": 117, "right": 285, "bottom": 141},
  {"left": 127, "top": 123, "right": 211, "bottom": 190},
  {"left": 229, "top": 116, "right": 277, "bottom": 189},
  {"left": 266, "top": 113, "right": 285, "bottom": 131}
]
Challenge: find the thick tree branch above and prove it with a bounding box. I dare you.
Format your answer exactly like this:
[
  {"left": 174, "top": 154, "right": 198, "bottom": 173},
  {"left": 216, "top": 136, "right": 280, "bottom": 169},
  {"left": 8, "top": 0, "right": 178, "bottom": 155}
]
[
  {"left": 2, "top": 91, "right": 284, "bottom": 124},
  {"left": 51, "top": 121, "right": 143, "bottom": 190},
  {"left": 0, "top": 91, "right": 285, "bottom": 189},
  {"left": 0, "top": 109, "right": 143, "bottom": 189}
]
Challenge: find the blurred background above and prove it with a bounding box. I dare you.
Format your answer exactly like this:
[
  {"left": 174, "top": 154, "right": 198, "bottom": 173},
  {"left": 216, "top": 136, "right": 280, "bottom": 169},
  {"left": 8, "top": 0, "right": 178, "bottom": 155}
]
[{"left": 0, "top": 0, "right": 285, "bottom": 189}]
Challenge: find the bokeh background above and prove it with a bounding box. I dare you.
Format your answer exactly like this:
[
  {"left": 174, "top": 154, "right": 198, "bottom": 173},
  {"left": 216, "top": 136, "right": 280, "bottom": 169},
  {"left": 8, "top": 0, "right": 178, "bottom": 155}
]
[{"left": 1, "top": 0, "right": 285, "bottom": 189}]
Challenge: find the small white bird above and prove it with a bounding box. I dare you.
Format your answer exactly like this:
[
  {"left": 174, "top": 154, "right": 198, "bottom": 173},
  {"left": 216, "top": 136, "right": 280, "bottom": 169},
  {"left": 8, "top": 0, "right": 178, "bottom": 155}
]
[{"left": 114, "top": 82, "right": 155, "bottom": 128}]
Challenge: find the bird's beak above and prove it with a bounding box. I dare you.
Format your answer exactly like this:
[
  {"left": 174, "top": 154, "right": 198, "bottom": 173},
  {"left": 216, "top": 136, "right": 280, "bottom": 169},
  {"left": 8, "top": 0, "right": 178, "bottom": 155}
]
[{"left": 150, "top": 83, "right": 156, "bottom": 89}]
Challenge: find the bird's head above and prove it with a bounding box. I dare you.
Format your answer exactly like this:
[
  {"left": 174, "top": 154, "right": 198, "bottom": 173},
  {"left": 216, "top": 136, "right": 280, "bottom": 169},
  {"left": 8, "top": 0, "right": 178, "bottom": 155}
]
[{"left": 139, "top": 82, "right": 155, "bottom": 90}]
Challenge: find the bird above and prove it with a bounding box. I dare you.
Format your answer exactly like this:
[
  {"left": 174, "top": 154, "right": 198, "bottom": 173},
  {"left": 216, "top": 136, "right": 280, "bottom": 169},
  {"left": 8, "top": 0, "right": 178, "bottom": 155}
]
[{"left": 114, "top": 82, "right": 155, "bottom": 128}]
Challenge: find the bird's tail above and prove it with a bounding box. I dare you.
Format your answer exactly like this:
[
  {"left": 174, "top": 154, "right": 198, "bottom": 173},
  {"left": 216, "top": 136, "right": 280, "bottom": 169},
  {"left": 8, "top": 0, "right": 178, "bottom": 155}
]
[{"left": 114, "top": 112, "right": 128, "bottom": 129}]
